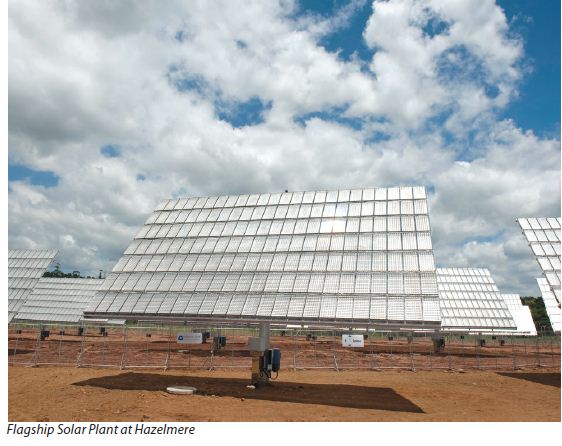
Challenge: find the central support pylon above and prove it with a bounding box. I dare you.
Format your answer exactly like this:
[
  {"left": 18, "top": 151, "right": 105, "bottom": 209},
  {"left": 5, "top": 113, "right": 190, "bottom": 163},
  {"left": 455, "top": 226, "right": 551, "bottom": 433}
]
[
  {"left": 432, "top": 329, "right": 446, "bottom": 353},
  {"left": 249, "top": 322, "right": 272, "bottom": 387}
]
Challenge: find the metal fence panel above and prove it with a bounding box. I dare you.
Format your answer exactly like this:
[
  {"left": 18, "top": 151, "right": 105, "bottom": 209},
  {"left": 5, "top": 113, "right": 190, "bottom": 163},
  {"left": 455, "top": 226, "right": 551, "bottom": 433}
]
[{"left": 7, "top": 322, "right": 561, "bottom": 372}]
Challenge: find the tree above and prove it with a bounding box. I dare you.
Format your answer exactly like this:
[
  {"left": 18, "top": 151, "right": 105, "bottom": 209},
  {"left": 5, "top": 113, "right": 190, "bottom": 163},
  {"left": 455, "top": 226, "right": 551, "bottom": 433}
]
[
  {"left": 520, "top": 296, "right": 553, "bottom": 334},
  {"left": 43, "top": 265, "right": 103, "bottom": 279}
]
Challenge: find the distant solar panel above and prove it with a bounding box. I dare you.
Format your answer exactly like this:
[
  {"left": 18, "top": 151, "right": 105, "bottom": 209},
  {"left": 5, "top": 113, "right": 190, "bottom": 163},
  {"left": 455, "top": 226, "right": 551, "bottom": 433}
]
[
  {"left": 517, "top": 217, "right": 561, "bottom": 305},
  {"left": 436, "top": 268, "right": 516, "bottom": 330},
  {"left": 14, "top": 277, "right": 103, "bottom": 323},
  {"left": 500, "top": 293, "right": 537, "bottom": 335},
  {"left": 8, "top": 249, "right": 57, "bottom": 322},
  {"left": 537, "top": 278, "right": 561, "bottom": 333},
  {"left": 85, "top": 187, "right": 441, "bottom": 328}
]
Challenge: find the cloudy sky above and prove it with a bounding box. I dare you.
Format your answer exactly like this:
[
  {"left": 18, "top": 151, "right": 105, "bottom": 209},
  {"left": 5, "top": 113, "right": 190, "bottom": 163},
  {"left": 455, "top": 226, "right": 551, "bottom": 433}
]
[{"left": 8, "top": 0, "right": 560, "bottom": 295}]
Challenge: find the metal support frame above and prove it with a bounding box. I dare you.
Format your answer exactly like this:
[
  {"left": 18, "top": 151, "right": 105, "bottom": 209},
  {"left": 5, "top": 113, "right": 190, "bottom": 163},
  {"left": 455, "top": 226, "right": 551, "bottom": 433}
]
[{"left": 251, "top": 322, "right": 271, "bottom": 387}]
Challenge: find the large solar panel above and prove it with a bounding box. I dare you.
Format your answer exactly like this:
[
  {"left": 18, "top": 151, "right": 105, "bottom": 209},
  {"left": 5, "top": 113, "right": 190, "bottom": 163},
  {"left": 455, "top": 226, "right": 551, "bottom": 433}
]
[
  {"left": 85, "top": 187, "right": 441, "bottom": 328},
  {"left": 437, "top": 268, "right": 516, "bottom": 330},
  {"left": 537, "top": 278, "right": 561, "bottom": 333},
  {"left": 8, "top": 249, "right": 58, "bottom": 322},
  {"left": 517, "top": 217, "right": 561, "bottom": 305},
  {"left": 500, "top": 293, "right": 537, "bottom": 335},
  {"left": 14, "top": 277, "right": 103, "bottom": 323}
]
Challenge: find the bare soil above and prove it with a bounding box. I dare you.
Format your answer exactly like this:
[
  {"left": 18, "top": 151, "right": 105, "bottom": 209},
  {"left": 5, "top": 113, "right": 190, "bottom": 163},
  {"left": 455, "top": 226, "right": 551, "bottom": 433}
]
[{"left": 8, "top": 366, "right": 560, "bottom": 422}]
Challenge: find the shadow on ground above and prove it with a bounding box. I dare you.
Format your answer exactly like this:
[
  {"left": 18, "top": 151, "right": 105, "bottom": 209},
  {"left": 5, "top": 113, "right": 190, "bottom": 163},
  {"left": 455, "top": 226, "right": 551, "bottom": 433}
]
[
  {"left": 497, "top": 372, "right": 560, "bottom": 388},
  {"left": 74, "top": 372, "right": 424, "bottom": 413}
]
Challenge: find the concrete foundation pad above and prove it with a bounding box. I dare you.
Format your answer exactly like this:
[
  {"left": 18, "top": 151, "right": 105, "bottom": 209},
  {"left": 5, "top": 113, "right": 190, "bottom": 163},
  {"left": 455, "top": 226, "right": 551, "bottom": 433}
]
[{"left": 166, "top": 386, "right": 197, "bottom": 395}]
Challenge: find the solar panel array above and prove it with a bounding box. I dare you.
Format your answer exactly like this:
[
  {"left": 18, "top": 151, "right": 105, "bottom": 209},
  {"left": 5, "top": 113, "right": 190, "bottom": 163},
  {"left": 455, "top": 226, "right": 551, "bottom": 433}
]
[
  {"left": 85, "top": 187, "right": 441, "bottom": 327},
  {"left": 537, "top": 278, "right": 561, "bottom": 333},
  {"left": 500, "top": 293, "right": 537, "bottom": 335},
  {"left": 436, "top": 268, "right": 516, "bottom": 330},
  {"left": 14, "top": 278, "right": 103, "bottom": 323},
  {"left": 8, "top": 249, "right": 58, "bottom": 322},
  {"left": 517, "top": 217, "right": 561, "bottom": 305}
]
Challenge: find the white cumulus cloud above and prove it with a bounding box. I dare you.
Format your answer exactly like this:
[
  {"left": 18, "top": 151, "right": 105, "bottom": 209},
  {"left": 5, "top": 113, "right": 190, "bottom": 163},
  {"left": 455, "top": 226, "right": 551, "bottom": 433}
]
[{"left": 8, "top": 0, "right": 560, "bottom": 295}]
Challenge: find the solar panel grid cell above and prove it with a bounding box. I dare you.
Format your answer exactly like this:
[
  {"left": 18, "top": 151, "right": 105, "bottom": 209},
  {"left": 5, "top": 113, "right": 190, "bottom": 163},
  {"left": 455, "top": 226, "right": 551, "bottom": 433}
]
[
  {"left": 518, "top": 218, "right": 561, "bottom": 307},
  {"left": 537, "top": 278, "right": 562, "bottom": 332},
  {"left": 85, "top": 188, "right": 439, "bottom": 326},
  {"left": 436, "top": 268, "right": 516, "bottom": 330}
]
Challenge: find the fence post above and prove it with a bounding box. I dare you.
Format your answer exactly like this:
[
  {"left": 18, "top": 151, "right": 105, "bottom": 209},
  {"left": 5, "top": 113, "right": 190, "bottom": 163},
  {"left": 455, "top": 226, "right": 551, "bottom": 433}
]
[
  {"left": 11, "top": 327, "right": 21, "bottom": 366},
  {"left": 550, "top": 336, "right": 554, "bottom": 367},
  {"left": 120, "top": 326, "right": 128, "bottom": 370},
  {"left": 101, "top": 328, "right": 107, "bottom": 365},
  {"left": 475, "top": 335, "right": 481, "bottom": 370},
  {"left": 164, "top": 326, "right": 171, "bottom": 371},
  {"left": 523, "top": 335, "right": 528, "bottom": 368},
  {"left": 536, "top": 335, "right": 541, "bottom": 367},
  {"left": 333, "top": 330, "right": 339, "bottom": 372},
  {"left": 32, "top": 328, "right": 41, "bottom": 367},
  {"left": 511, "top": 336, "right": 516, "bottom": 370},
  {"left": 313, "top": 333, "right": 317, "bottom": 367},
  {"left": 409, "top": 336, "right": 414, "bottom": 371},
  {"left": 58, "top": 332, "right": 63, "bottom": 364},
  {"left": 77, "top": 326, "right": 85, "bottom": 367},
  {"left": 459, "top": 335, "right": 464, "bottom": 370},
  {"left": 208, "top": 349, "right": 214, "bottom": 371},
  {"left": 495, "top": 337, "right": 499, "bottom": 370},
  {"left": 293, "top": 329, "right": 297, "bottom": 371}
]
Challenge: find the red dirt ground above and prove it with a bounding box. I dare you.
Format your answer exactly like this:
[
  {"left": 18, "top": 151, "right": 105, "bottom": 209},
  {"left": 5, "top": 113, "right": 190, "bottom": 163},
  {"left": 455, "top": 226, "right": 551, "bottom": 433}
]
[{"left": 8, "top": 366, "right": 560, "bottom": 421}]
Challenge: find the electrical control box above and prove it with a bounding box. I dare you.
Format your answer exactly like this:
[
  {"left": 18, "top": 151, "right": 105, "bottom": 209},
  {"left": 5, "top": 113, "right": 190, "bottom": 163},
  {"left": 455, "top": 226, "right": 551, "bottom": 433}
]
[
  {"left": 261, "top": 348, "right": 281, "bottom": 372},
  {"left": 269, "top": 348, "right": 281, "bottom": 372},
  {"left": 433, "top": 337, "right": 445, "bottom": 352}
]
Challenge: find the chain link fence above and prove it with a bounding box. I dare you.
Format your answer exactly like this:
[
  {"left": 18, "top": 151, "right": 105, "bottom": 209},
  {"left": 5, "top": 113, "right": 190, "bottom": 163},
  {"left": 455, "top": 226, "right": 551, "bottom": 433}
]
[{"left": 8, "top": 323, "right": 560, "bottom": 371}]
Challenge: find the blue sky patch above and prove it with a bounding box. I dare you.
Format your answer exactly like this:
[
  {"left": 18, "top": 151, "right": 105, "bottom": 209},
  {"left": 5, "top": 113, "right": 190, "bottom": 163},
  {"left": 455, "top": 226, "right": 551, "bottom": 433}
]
[
  {"left": 100, "top": 144, "right": 121, "bottom": 158},
  {"left": 496, "top": 0, "right": 560, "bottom": 136},
  {"left": 169, "top": 65, "right": 272, "bottom": 127},
  {"left": 422, "top": 16, "right": 450, "bottom": 38},
  {"left": 8, "top": 163, "right": 60, "bottom": 188},
  {"left": 436, "top": 45, "right": 487, "bottom": 86},
  {"left": 217, "top": 97, "right": 272, "bottom": 128},
  {"left": 175, "top": 30, "right": 187, "bottom": 43},
  {"left": 463, "top": 231, "right": 505, "bottom": 245},
  {"left": 167, "top": 65, "right": 209, "bottom": 96},
  {"left": 294, "top": 106, "right": 364, "bottom": 130},
  {"left": 363, "top": 131, "right": 391, "bottom": 145},
  {"left": 172, "top": 75, "right": 207, "bottom": 95},
  {"left": 300, "top": 0, "right": 374, "bottom": 62}
]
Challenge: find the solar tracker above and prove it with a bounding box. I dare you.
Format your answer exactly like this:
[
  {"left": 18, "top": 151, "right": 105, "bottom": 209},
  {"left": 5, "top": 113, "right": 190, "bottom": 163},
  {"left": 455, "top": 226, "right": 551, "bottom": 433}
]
[
  {"left": 8, "top": 249, "right": 58, "bottom": 322},
  {"left": 14, "top": 277, "right": 103, "bottom": 323},
  {"left": 436, "top": 268, "right": 516, "bottom": 330},
  {"left": 517, "top": 217, "right": 561, "bottom": 305},
  {"left": 500, "top": 293, "right": 537, "bottom": 335},
  {"left": 537, "top": 278, "right": 561, "bottom": 333},
  {"left": 85, "top": 186, "right": 441, "bottom": 328}
]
